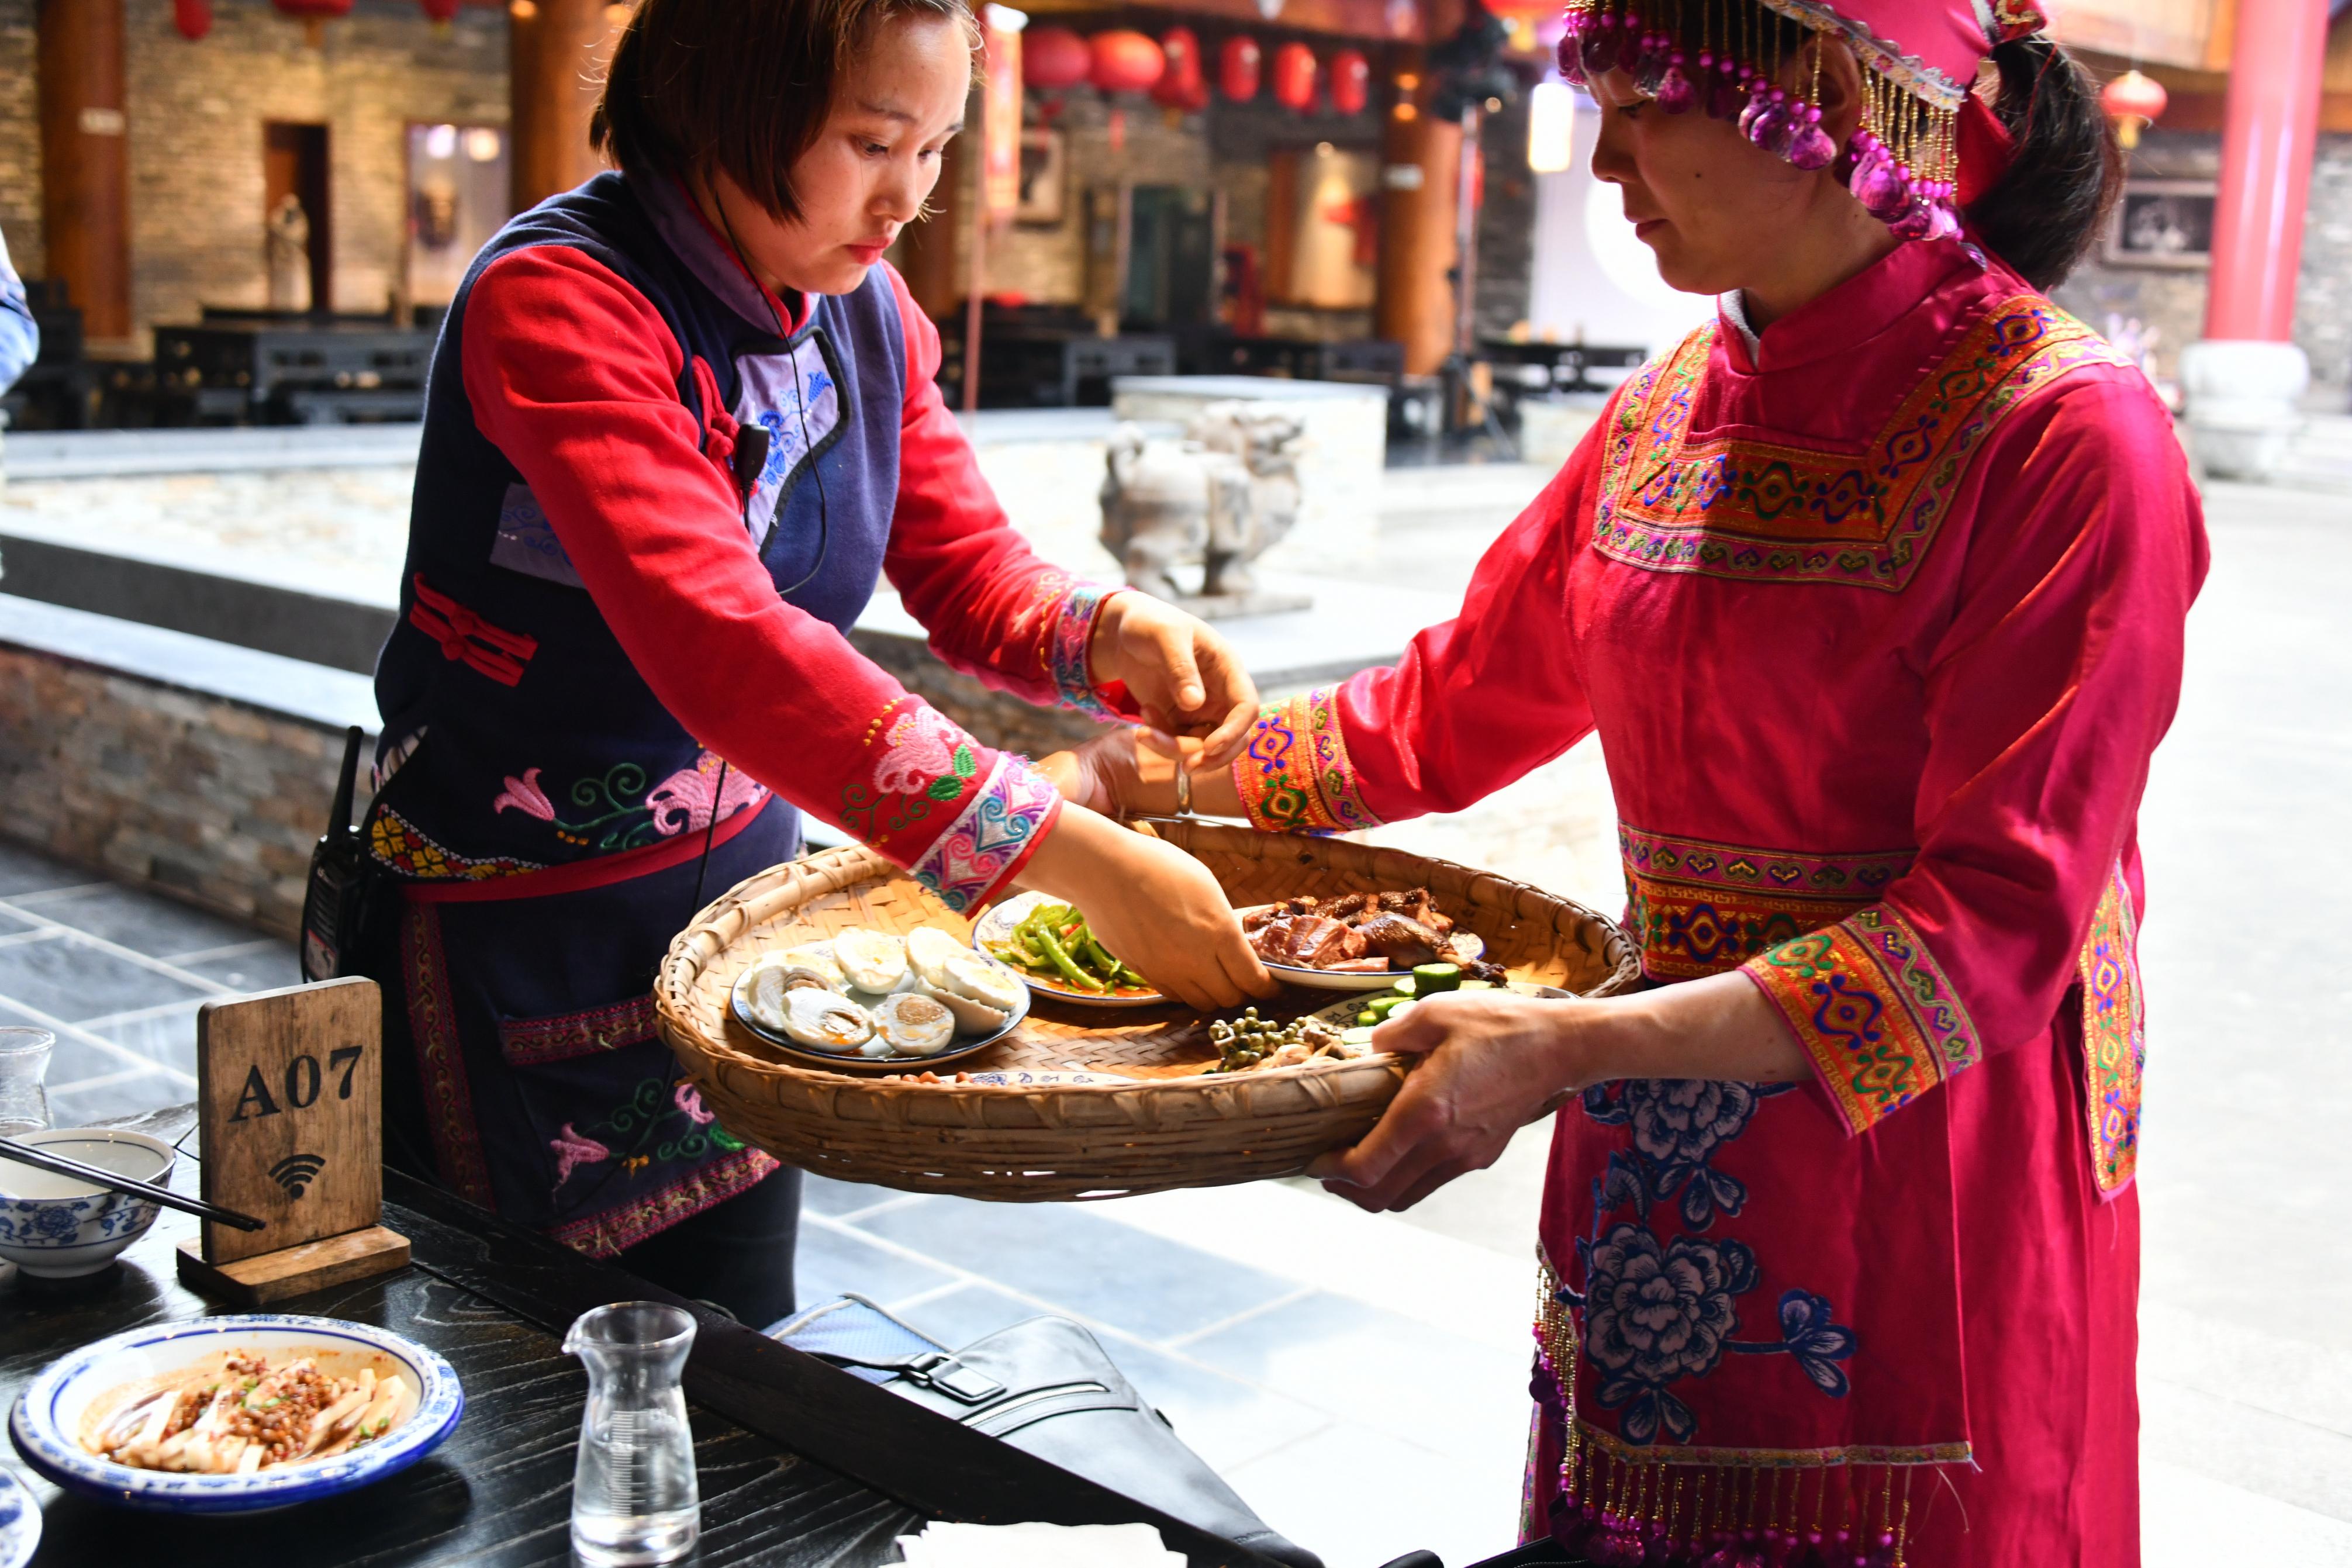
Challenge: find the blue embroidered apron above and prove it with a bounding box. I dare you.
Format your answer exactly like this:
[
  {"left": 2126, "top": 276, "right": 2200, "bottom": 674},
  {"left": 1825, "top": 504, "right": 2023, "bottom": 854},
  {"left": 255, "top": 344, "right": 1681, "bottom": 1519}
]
[{"left": 364, "top": 172, "right": 906, "bottom": 1255}]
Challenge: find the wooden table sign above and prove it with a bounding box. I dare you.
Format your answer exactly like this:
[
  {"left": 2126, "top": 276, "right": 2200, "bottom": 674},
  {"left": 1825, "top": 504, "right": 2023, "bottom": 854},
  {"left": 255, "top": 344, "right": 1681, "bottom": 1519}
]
[{"left": 175, "top": 976, "right": 411, "bottom": 1306}]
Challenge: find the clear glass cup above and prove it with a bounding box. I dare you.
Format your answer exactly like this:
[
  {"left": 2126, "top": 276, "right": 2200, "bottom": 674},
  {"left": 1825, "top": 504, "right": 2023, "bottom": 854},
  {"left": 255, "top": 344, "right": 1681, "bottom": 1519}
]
[
  {"left": 564, "top": 1301, "right": 700, "bottom": 1567},
  {"left": 0, "top": 1027, "right": 54, "bottom": 1137}
]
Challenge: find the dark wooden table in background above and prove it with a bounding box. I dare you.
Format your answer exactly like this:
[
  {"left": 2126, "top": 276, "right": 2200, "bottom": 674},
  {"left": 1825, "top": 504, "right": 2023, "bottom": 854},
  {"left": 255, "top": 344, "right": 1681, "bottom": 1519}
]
[{"left": 0, "top": 1108, "right": 1281, "bottom": 1568}]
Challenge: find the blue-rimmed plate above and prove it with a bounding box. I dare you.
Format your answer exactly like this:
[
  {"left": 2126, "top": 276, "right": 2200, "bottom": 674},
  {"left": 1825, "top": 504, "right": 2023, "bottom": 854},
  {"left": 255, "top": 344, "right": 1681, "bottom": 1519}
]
[
  {"left": 0, "top": 1466, "right": 38, "bottom": 1568},
  {"left": 8, "top": 1315, "right": 463, "bottom": 1514}
]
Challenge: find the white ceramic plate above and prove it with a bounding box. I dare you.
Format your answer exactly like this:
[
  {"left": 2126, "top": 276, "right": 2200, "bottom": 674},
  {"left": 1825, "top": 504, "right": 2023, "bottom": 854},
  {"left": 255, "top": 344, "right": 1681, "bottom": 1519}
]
[
  {"left": 8, "top": 1314, "right": 463, "bottom": 1515},
  {"left": 730, "top": 948, "right": 1032, "bottom": 1071},
  {"left": 969, "top": 892, "right": 1169, "bottom": 1009},
  {"left": 1236, "top": 904, "right": 1489, "bottom": 992},
  {"left": 0, "top": 1466, "right": 37, "bottom": 1568}
]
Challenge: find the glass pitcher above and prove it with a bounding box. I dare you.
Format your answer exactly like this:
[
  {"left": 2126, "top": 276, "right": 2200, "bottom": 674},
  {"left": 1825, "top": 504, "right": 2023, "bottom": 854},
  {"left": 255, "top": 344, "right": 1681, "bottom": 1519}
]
[
  {"left": 564, "top": 1301, "right": 700, "bottom": 1567},
  {"left": 0, "top": 1027, "right": 54, "bottom": 1138}
]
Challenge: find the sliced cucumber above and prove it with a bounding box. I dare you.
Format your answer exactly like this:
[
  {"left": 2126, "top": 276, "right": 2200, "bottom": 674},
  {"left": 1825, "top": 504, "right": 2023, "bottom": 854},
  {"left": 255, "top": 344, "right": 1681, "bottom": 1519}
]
[
  {"left": 1340, "top": 1026, "right": 1377, "bottom": 1047},
  {"left": 1366, "top": 994, "right": 1411, "bottom": 1020},
  {"left": 1411, "top": 962, "right": 1463, "bottom": 993},
  {"left": 1389, "top": 975, "right": 1416, "bottom": 997},
  {"left": 1458, "top": 979, "right": 1497, "bottom": 992},
  {"left": 1356, "top": 1009, "right": 1379, "bottom": 1027}
]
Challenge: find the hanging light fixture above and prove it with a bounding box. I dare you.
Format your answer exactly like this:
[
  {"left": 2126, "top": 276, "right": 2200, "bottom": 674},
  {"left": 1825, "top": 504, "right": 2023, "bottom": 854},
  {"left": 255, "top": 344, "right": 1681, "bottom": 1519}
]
[
  {"left": 1527, "top": 77, "right": 1575, "bottom": 173},
  {"left": 419, "top": 0, "right": 458, "bottom": 25},
  {"left": 1153, "top": 27, "right": 1204, "bottom": 108},
  {"left": 1024, "top": 26, "right": 1090, "bottom": 90},
  {"left": 174, "top": 0, "right": 212, "bottom": 41},
  {"left": 1089, "top": 30, "right": 1167, "bottom": 96},
  {"left": 2101, "top": 69, "right": 2168, "bottom": 151}
]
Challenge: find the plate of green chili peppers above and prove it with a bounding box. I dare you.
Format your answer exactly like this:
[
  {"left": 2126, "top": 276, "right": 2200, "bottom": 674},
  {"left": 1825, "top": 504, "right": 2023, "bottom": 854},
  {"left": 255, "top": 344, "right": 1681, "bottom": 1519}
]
[{"left": 971, "top": 891, "right": 1168, "bottom": 1007}]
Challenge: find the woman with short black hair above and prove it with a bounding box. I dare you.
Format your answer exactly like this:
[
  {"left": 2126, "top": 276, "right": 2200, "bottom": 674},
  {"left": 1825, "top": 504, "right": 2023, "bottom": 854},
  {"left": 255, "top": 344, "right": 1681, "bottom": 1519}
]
[
  {"left": 361, "top": 0, "right": 1273, "bottom": 1327},
  {"left": 1069, "top": 2, "right": 2202, "bottom": 1559}
]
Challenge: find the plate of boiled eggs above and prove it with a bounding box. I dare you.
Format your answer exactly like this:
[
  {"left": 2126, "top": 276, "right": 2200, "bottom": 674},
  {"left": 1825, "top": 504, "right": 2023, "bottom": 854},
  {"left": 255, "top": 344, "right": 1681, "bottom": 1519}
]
[{"left": 729, "top": 926, "right": 1031, "bottom": 1070}]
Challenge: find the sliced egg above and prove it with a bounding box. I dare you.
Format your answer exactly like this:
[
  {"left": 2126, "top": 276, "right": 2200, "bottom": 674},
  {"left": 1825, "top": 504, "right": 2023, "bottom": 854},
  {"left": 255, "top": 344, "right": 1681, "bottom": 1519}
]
[
  {"left": 872, "top": 991, "right": 958, "bottom": 1055},
  {"left": 834, "top": 928, "right": 910, "bottom": 994},
  {"left": 779, "top": 987, "right": 875, "bottom": 1052},
  {"left": 920, "top": 980, "right": 1010, "bottom": 1034}
]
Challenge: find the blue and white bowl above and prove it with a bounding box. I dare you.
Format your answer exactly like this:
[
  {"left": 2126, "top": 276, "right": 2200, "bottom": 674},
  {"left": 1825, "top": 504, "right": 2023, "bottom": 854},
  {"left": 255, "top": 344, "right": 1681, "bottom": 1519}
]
[
  {"left": 0, "top": 1128, "right": 174, "bottom": 1279},
  {"left": 9, "top": 1315, "right": 464, "bottom": 1514},
  {"left": 0, "top": 1466, "right": 39, "bottom": 1568}
]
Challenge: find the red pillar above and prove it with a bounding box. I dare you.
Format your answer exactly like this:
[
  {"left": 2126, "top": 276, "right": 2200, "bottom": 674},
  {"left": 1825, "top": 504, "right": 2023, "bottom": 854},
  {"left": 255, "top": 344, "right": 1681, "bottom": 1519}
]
[{"left": 2202, "top": 0, "right": 2330, "bottom": 341}]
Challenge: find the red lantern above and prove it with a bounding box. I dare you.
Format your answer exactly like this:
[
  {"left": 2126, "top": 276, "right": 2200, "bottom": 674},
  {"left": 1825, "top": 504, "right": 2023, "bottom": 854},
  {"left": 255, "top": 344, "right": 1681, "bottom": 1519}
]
[
  {"left": 1153, "top": 27, "right": 1203, "bottom": 108},
  {"left": 173, "top": 0, "right": 211, "bottom": 40},
  {"left": 1272, "top": 42, "right": 1318, "bottom": 113},
  {"left": 1330, "top": 47, "right": 1369, "bottom": 116},
  {"left": 273, "top": 0, "right": 353, "bottom": 44},
  {"left": 1023, "top": 26, "right": 1090, "bottom": 91},
  {"left": 1089, "top": 30, "right": 1166, "bottom": 96},
  {"left": 420, "top": 0, "right": 460, "bottom": 21},
  {"left": 2100, "top": 68, "right": 2168, "bottom": 150},
  {"left": 1220, "top": 35, "right": 1262, "bottom": 102}
]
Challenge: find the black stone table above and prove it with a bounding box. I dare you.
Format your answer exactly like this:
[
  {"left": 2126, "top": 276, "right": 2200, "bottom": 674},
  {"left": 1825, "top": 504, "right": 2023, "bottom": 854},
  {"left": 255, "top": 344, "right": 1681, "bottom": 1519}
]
[{"left": 0, "top": 1108, "right": 1282, "bottom": 1567}]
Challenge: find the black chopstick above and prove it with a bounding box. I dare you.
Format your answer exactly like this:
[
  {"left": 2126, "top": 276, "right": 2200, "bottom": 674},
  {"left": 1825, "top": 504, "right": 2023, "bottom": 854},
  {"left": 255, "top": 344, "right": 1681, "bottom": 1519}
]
[{"left": 0, "top": 1135, "right": 267, "bottom": 1232}]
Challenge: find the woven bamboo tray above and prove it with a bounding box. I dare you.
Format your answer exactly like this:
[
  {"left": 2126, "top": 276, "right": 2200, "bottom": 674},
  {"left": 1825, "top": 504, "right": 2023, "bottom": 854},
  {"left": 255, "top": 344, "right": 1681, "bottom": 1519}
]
[{"left": 654, "top": 818, "right": 1640, "bottom": 1201}]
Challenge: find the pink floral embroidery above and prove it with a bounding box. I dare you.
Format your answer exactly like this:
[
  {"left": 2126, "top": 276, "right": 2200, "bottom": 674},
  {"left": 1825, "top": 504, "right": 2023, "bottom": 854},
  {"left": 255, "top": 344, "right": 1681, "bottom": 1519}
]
[
  {"left": 551, "top": 1121, "right": 610, "bottom": 1188},
  {"left": 872, "top": 706, "right": 961, "bottom": 796},
  {"left": 647, "top": 750, "right": 768, "bottom": 837},
  {"left": 492, "top": 766, "right": 555, "bottom": 821},
  {"left": 673, "top": 1082, "right": 714, "bottom": 1125}
]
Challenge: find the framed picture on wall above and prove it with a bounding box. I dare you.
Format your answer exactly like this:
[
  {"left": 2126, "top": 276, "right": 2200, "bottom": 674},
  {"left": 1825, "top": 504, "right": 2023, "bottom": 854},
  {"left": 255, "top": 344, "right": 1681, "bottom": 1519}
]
[
  {"left": 2102, "top": 178, "right": 2216, "bottom": 270},
  {"left": 1017, "top": 127, "right": 1066, "bottom": 227}
]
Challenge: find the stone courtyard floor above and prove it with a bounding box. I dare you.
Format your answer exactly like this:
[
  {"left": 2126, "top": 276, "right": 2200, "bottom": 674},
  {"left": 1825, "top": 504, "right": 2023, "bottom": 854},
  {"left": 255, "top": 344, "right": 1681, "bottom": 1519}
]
[{"left": 0, "top": 468, "right": 2346, "bottom": 1566}]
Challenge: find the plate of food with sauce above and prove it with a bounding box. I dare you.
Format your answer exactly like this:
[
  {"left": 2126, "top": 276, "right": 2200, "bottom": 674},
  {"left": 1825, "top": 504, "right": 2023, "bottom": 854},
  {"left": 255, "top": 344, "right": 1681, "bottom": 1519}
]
[
  {"left": 1238, "top": 888, "right": 1508, "bottom": 992},
  {"left": 8, "top": 1315, "right": 462, "bottom": 1513}
]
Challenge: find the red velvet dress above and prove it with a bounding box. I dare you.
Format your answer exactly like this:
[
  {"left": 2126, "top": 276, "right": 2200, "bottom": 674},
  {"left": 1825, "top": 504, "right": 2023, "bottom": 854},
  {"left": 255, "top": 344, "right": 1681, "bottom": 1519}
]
[{"left": 1230, "top": 239, "right": 2206, "bottom": 1566}]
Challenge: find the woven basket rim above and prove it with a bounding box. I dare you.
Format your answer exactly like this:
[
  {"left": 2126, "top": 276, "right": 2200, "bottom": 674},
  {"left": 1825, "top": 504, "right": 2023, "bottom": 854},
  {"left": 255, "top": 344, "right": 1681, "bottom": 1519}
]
[{"left": 653, "top": 828, "right": 1640, "bottom": 1100}]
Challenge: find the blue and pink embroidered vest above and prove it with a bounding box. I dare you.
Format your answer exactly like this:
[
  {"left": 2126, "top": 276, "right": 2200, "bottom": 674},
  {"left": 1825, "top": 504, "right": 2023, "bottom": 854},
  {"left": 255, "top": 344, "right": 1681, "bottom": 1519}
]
[{"left": 371, "top": 171, "right": 905, "bottom": 879}]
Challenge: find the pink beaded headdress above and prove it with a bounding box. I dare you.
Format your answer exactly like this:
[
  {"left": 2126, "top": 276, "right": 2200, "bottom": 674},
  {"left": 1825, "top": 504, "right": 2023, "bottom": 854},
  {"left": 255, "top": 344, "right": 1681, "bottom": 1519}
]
[{"left": 1557, "top": 0, "right": 2050, "bottom": 240}]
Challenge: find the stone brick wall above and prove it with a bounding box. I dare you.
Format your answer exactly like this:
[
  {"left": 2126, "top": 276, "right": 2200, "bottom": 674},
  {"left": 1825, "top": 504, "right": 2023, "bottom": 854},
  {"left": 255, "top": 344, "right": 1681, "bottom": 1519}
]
[
  {"left": 0, "top": 0, "right": 509, "bottom": 347},
  {"left": 2052, "top": 130, "right": 2352, "bottom": 400},
  {"left": 0, "top": 645, "right": 341, "bottom": 937},
  {"left": 0, "top": 1, "right": 40, "bottom": 281}
]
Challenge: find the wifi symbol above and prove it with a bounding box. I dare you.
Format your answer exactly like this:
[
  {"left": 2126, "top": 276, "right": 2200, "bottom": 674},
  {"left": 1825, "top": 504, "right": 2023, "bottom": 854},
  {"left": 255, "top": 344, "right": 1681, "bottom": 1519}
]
[{"left": 268, "top": 1153, "right": 326, "bottom": 1199}]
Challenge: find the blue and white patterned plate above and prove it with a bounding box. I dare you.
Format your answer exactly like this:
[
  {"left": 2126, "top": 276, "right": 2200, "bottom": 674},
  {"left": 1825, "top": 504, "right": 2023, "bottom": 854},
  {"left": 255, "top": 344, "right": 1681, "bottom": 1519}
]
[
  {"left": 0, "top": 1466, "right": 39, "bottom": 1568},
  {"left": 8, "top": 1315, "right": 463, "bottom": 1514}
]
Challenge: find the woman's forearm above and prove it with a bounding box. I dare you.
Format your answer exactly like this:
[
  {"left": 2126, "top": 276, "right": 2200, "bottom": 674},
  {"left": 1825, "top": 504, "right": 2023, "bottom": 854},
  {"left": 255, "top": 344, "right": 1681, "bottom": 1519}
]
[{"left": 1565, "top": 970, "right": 1812, "bottom": 1088}]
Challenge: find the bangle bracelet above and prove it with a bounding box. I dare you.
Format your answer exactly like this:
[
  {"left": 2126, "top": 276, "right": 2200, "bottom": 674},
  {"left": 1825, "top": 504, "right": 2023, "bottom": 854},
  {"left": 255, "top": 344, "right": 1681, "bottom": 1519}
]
[{"left": 1173, "top": 758, "right": 1193, "bottom": 816}]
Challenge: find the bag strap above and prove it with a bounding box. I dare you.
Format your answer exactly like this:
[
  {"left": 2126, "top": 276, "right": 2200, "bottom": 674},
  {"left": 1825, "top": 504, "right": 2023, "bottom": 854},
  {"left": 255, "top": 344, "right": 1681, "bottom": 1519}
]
[{"left": 773, "top": 1294, "right": 1007, "bottom": 1406}]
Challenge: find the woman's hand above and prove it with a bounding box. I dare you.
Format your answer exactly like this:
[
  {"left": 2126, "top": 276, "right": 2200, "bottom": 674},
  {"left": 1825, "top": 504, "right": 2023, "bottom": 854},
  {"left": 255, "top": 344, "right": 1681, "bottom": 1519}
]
[
  {"left": 1035, "top": 727, "right": 1252, "bottom": 821},
  {"left": 1013, "top": 803, "right": 1277, "bottom": 1009},
  {"left": 1307, "top": 974, "right": 1813, "bottom": 1211},
  {"left": 1089, "top": 594, "right": 1259, "bottom": 769},
  {"left": 1308, "top": 992, "right": 1605, "bottom": 1213}
]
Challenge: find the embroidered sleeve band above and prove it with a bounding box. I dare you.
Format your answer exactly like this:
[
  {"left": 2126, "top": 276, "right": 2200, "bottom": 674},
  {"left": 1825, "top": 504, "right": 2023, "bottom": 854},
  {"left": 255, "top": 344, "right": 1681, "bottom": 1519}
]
[
  {"left": 1232, "top": 689, "right": 1382, "bottom": 835},
  {"left": 1040, "top": 577, "right": 1132, "bottom": 723},
  {"left": 1741, "top": 904, "right": 1980, "bottom": 1135},
  {"left": 909, "top": 752, "right": 1063, "bottom": 913}
]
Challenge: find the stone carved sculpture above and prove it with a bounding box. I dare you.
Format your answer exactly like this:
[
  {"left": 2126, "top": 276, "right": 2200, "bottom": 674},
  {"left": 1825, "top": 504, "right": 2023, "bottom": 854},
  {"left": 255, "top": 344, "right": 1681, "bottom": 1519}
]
[{"left": 1099, "top": 402, "right": 1308, "bottom": 614}]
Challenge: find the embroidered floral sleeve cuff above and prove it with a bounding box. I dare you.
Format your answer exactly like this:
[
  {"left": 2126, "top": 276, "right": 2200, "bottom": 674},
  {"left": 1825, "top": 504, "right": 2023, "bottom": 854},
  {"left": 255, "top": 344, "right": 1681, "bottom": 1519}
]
[
  {"left": 1739, "top": 904, "right": 1981, "bottom": 1135},
  {"left": 840, "top": 696, "right": 1062, "bottom": 913},
  {"left": 1038, "top": 576, "right": 1135, "bottom": 723},
  {"left": 1231, "top": 689, "right": 1383, "bottom": 835}
]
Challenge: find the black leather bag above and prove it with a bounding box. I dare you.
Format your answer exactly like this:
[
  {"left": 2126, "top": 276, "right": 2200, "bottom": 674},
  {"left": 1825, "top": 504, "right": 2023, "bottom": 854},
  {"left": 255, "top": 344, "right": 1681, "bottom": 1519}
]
[{"left": 775, "top": 1295, "right": 1322, "bottom": 1568}]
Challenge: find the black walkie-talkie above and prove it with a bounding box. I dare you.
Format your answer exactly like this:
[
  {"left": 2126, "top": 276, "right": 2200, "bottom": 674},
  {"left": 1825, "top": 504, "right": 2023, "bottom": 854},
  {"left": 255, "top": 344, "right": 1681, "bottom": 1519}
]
[{"left": 299, "top": 726, "right": 373, "bottom": 983}]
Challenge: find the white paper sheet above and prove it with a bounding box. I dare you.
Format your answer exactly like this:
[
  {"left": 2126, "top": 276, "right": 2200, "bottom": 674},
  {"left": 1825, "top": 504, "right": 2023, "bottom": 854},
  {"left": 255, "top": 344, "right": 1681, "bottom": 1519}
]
[{"left": 893, "top": 1520, "right": 1184, "bottom": 1567}]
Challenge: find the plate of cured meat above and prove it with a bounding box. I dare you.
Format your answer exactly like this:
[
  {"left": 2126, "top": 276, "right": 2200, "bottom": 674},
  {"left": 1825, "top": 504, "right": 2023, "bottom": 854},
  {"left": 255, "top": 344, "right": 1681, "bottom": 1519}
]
[{"left": 1239, "top": 888, "right": 1509, "bottom": 992}]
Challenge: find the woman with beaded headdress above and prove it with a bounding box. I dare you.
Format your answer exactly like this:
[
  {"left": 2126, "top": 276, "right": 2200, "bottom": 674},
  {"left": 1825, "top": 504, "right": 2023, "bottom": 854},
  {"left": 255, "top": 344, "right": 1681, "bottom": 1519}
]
[{"left": 1062, "top": 2, "right": 2204, "bottom": 1562}]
